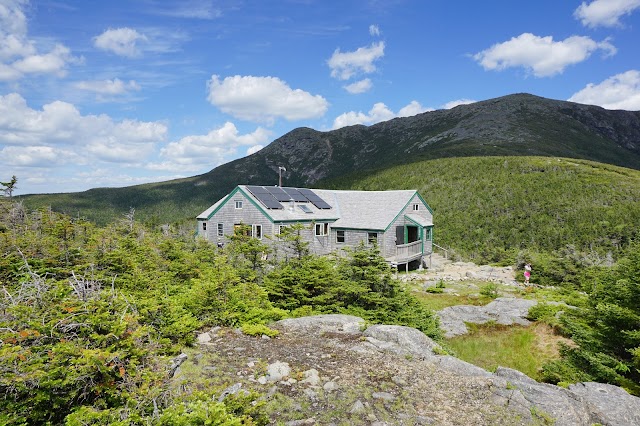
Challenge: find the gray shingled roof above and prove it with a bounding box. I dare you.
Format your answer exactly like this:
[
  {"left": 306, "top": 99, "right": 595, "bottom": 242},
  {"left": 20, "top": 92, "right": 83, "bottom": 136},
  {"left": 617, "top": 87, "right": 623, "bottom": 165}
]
[
  {"left": 198, "top": 185, "right": 422, "bottom": 231},
  {"left": 317, "top": 189, "right": 418, "bottom": 230},
  {"left": 196, "top": 196, "right": 226, "bottom": 220}
]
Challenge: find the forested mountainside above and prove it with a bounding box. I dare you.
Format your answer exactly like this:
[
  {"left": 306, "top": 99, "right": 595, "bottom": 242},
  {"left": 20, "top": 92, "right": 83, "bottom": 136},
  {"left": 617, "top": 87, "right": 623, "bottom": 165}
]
[{"left": 22, "top": 93, "right": 640, "bottom": 225}]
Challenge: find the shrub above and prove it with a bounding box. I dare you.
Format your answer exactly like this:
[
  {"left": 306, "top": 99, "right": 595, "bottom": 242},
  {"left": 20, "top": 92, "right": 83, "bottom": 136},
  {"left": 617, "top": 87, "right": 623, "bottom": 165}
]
[
  {"left": 480, "top": 283, "right": 499, "bottom": 299},
  {"left": 241, "top": 323, "right": 279, "bottom": 337}
]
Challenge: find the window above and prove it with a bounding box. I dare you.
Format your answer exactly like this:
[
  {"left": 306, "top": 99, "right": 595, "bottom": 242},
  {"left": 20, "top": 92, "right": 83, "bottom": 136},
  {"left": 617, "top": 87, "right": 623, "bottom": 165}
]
[
  {"left": 425, "top": 227, "right": 432, "bottom": 241},
  {"left": 278, "top": 225, "right": 288, "bottom": 234},
  {"left": 412, "top": 203, "right": 419, "bottom": 211},
  {"left": 315, "top": 223, "right": 328, "bottom": 236},
  {"left": 368, "top": 232, "right": 378, "bottom": 245},
  {"left": 252, "top": 224, "right": 263, "bottom": 239},
  {"left": 235, "top": 200, "right": 243, "bottom": 209},
  {"left": 336, "top": 230, "right": 345, "bottom": 243},
  {"left": 217, "top": 223, "right": 224, "bottom": 237},
  {"left": 298, "top": 204, "right": 313, "bottom": 214},
  {"left": 202, "top": 222, "right": 207, "bottom": 231}
]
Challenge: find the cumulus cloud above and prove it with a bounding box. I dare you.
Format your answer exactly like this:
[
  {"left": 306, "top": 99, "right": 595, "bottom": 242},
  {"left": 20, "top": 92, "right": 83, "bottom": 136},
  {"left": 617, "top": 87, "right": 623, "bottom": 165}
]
[
  {"left": 152, "top": 122, "right": 270, "bottom": 171},
  {"left": 473, "top": 33, "right": 616, "bottom": 77},
  {"left": 247, "top": 144, "right": 264, "bottom": 155},
  {"left": 1, "top": 145, "right": 60, "bottom": 167},
  {"left": 398, "top": 101, "right": 433, "bottom": 117},
  {"left": 206, "top": 75, "right": 329, "bottom": 123},
  {"left": 568, "top": 70, "right": 640, "bottom": 110},
  {"left": 332, "top": 100, "right": 432, "bottom": 129},
  {"left": 327, "top": 41, "right": 385, "bottom": 81},
  {"left": 73, "top": 78, "right": 141, "bottom": 95},
  {"left": 93, "top": 28, "right": 149, "bottom": 57},
  {"left": 574, "top": 0, "right": 640, "bottom": 27},
  {"left": 344, "top": 78, "right": 372, "bottom": 94},
  {"left": 369, "top": 24, "right": 380, "bottom": 36},
  {"left": 0, "top": 0, "right": 80, "bottom": 80},
  {"left": 442, "top": 99, "right": 476, "bottom": 109},
  {"left": 0, "top": 93, "right": 167, "bottom": 163}
]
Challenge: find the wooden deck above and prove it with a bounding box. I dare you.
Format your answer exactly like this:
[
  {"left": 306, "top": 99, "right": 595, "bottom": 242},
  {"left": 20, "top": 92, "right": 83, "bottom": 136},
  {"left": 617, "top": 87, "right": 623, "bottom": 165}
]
[{"left": 386, "top": 240, "right": 424, "bottom": 265}]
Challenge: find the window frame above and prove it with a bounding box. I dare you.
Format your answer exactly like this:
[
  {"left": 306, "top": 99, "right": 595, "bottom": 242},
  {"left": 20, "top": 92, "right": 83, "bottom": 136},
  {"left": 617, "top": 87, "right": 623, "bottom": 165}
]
[
  {"left": 412, "top": 203, "right": 419, "bottom": 211},
  {"left": 235, "top": 200, "right": 243, "bottom": 209},
  {"left": 252, "top": 224, "right": 263, "bottom": 240},
  {"left": 336, "top": 230, "right": 345, "bottom": 243},
  {"left": 367, "top": 232, "right": 378, "bottom": 245},
  {"left": 202, "top": 222, "right": 207, "bottom": 231},
  {"left": 315, "top": 222, "right": 328, "bottom": 236},
  {"left": 217, "top": 223, "right": 224, "bottom": 237}
]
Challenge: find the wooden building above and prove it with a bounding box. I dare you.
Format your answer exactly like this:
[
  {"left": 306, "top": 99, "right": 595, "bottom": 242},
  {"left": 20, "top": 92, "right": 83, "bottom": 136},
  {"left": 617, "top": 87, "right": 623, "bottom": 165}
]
[{"left": 197, "top": 185, "right": 434, "bottom": 267}]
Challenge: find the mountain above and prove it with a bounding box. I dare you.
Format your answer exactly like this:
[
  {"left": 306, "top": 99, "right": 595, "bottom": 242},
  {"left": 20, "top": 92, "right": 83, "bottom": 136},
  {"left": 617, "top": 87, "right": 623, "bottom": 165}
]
[{"left": 22, "top": 93, "right": 640, "bottom": 224}]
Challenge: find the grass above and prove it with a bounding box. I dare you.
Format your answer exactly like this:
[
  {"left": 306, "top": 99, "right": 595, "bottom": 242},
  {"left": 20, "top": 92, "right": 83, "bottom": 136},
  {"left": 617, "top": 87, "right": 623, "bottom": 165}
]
[
  {"left": 412, "top": 291, "right": 494, "bottom": 311},
  {"left": 446, "top": 322, "right": 569, "bottom": 381}
]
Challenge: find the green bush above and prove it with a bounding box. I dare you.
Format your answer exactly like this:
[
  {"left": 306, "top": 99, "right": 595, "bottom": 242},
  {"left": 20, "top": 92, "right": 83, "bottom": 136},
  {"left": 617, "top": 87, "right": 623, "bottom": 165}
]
[
  {"left": 527, "top": 303, "right": 565, "bottom": 328},
  {"left": 480, "top": 283, "right": 499, "bottom": 299},
  {"left": 264, "top": 243, "right": 442, "bottom": 340},
  {"left": 241, "top": 323, "right": 279, "bottom": 337}
]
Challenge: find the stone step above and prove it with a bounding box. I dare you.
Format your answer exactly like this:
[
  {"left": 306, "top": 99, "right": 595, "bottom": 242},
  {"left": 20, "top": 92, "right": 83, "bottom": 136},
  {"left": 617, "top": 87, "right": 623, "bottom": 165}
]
[{"left": 428, "top": 252, "right": 452, "bottom": 268}]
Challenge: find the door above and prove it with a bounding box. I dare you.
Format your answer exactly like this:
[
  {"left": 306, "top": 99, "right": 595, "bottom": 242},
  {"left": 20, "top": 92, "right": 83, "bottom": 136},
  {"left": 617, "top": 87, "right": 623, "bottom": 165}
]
[{"left": 396, "top": 226, "right": 404, "bottom": 245}]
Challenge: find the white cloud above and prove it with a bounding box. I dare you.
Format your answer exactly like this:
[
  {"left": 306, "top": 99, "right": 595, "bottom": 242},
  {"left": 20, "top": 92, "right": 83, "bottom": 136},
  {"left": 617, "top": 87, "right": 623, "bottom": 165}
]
[
  {"left": 1, "top": 145, "right": 60, "bottom": 166},
  {"left": 0, "top": 93, "right": 167, "bottom": 163},
  {"left": 94, "top": 28, "right": 149, "bottom": 57},
  {"left": 207, "top": 75, "right": 329, "bottom": 123},
  {"left": 73, "top": 78, "right": 141, "bottom": 95},
  {"left": 442, "top": 99, "right": 476, "bottom": 109},
  {"left": 327, "top": 41, "right": 385, "bottom": 80},
  {"left": 0, "top": 0, "right": 32, "bottom": 61},
  {"left": 398, "top": 101, "right": 433, "bottom": 117},
  {"left": 11, "top": 44, "right": 76, "bottom": 76},
  {"left": 333, "top": 101, "right": 429, "bottom": 129},
  {"left": 0, "top": 0, "right": 79, "bottom": 81},
  {"left": 568, "top": 70, "right": 640, "bottom": 110},
  {"left": 369, "top": 24, "right": 380, "bottom": 36},
  {"left": 153, "top": 122, "right": 270, "bottom": 171},
  {"left": 344, "top": 78, "right": 372, "bottom": 94},
  {"left": 574, "top": 0, "right": 640, "bottom": 27},
  {"left": 247, "top": 144, "right": 264, "bottom": 155},
  {"left": 473, "top": 33, "right": 616, "bottom": 77}
]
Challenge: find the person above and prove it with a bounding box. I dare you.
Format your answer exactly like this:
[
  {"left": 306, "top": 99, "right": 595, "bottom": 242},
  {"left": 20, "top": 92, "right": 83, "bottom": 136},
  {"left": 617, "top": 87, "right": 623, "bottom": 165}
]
[{"left": 524, "top": 263, "right": 532, "bottom": 285}]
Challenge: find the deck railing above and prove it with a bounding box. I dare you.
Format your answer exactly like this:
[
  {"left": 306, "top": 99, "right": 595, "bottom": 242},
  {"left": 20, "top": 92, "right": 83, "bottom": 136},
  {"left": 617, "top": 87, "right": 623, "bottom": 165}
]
[{"left": 395, "top": 240, "right": 423, "bottom": 262}]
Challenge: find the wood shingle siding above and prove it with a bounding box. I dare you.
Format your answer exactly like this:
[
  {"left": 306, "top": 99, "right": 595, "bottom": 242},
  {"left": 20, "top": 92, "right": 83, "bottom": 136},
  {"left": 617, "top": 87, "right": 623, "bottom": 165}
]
[{"left": 197, "top": 185, "right": 434, "bottom": 266}]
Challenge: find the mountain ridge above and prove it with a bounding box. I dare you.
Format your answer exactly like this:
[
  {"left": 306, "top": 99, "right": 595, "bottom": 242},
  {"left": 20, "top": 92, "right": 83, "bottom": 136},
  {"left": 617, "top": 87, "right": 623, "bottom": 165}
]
[{"left": 21, "top": 93, "right": 640, "bottom": 224}]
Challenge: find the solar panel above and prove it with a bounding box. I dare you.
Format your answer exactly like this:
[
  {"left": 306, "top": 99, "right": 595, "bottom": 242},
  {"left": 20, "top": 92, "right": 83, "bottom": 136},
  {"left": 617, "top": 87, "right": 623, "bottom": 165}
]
[
  {"left": 266, "top": 186, "right": 294, "bottom": 202},
  {"left": 255, "top": 193, "right": 284, "bottom": 209},
  {"left": 282, "top": 187, "right": 308, "bottom": 202},
  {"left": 246, "top": 186, "right": 283, "bottom": 209},
  {"left": 297, "top": 188, "right": 332, "bottom": 209},
  {"left": 296, "top": 188, "right": 316, "bottom": 198},
  {"left": 310, "top": 199, "right": 332, "bottom": 209},
  {"left": 246, "top": 185, "right": 269, "bottom": 194}
]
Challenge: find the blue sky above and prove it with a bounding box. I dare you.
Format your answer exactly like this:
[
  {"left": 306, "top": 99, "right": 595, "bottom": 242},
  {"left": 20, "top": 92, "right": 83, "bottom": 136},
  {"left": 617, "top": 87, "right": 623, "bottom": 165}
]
[{"left": 2, "top": 0, "right": 640, "bottom": 195}]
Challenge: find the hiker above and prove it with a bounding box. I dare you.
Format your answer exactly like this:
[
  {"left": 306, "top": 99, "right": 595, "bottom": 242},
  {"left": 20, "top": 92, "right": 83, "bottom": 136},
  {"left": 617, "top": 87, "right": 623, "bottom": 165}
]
[{"left": 524, "top": 263, "right": 532, "bottom": 285}]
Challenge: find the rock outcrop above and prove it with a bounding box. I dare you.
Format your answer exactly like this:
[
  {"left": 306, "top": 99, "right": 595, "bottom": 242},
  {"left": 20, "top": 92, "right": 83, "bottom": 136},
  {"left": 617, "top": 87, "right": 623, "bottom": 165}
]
[
  {"left": 186, "top": 314, "right": 640, "bottom": 425},
  {"left": 438, "top": 297, "right": 538, "bottom": 337}
]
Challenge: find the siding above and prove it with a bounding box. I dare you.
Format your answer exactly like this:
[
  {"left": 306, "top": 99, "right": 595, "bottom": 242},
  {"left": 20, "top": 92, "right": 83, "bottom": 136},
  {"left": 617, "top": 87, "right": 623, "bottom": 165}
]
[
  {"left": 383, "top": 194, "right": 434, "bottom": 258},
  {"left": 329, "top": 228, "right": 383, "bottom": 256},
  {"left": 199, "top": 188, "right": 433, "bottom": 263},
  {"left": 204, "top": 191, "right": 273, "bottom": 246}
]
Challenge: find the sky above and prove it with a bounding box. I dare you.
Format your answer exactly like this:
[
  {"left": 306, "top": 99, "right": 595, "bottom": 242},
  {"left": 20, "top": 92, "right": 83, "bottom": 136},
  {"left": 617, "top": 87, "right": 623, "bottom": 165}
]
[{"left": 2, "top": 0, "right": 640, "bottom": 195}]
